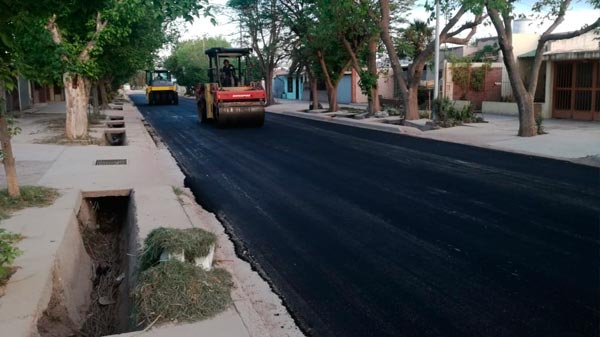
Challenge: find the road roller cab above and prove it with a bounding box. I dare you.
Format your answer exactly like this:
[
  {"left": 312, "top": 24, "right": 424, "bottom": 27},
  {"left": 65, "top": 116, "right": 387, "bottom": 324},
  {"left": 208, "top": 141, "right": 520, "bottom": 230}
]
[
  {"left": 196, "top": 47, "right": 266, "bottom": 127},
  {"left": 146, "top": 70, "right": 179, "bottom": 105}
]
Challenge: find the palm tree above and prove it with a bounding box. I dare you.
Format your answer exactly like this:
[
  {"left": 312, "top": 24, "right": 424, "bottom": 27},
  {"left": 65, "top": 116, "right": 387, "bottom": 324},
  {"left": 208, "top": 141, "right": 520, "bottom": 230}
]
[{"left": 397, "top": 20, "right": 434, "bottom": 60}]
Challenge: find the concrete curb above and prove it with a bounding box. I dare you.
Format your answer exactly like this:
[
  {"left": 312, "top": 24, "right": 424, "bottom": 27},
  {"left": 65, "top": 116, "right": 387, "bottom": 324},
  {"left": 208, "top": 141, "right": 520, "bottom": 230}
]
[
  {"left": 266, "top": 108, "right": 600, "bottom": 168},
  {"left": 268, "top": 110, "right": 423, "bottom": 137}
]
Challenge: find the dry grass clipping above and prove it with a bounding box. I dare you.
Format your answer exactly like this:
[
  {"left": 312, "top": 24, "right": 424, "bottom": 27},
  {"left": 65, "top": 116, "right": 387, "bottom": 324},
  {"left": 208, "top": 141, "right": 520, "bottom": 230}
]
[
  {"left": 133, "top": 260, "right": 232, "bottom": 326},
  {"left": 139, "top": 227, "right": 217, "bottom": 271}
]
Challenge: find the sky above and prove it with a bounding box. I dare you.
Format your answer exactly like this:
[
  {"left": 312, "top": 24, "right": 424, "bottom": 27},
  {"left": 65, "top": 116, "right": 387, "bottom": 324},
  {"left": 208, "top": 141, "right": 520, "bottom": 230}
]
[{"left": 177, "top": 0, "right": 600, "bottom": 44}]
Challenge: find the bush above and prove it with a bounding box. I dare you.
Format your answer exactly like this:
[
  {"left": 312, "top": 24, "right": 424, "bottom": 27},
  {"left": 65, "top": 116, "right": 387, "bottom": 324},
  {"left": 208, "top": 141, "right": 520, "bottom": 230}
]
[
  {"left": 432, "top": 97, "right": 482, "bottom": 127},
  {"left": 449, "top": 104, "right": 474, "bottom": 122},
  {"left": 536, "top": 112, "right": 545, "bottom": 135},
  {"left": 0, "top": 229, "right": 22, "bottom": 286},
  {"left": 432, "top": 97, "right": 454, "bottom": 121}
]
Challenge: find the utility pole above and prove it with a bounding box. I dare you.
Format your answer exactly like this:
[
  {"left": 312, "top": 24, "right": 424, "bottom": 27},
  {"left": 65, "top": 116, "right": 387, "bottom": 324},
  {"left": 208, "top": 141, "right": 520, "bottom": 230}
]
[
  {"left": 432, "top": 0, "right": 441, "bottom": 119},
  {"left": 434, "top": 0, "right": 441, "bottom": 101}
]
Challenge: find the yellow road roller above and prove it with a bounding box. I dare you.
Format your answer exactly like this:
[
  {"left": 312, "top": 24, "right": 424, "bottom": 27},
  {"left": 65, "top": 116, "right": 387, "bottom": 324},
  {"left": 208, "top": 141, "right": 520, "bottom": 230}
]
[{"left": 146, "top": 70, "right": 178, "bottom": 105}]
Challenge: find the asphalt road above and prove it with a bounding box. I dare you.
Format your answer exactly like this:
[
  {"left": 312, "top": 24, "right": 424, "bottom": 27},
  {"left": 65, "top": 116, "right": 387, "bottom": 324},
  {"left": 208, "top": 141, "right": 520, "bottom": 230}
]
[{"left": 131, "top": 94, "right": 600, "bottom": 337}]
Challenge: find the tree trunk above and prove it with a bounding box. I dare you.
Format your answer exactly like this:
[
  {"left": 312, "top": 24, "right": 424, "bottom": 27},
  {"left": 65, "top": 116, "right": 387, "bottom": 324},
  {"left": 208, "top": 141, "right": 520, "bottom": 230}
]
[
  {"left": 487, "top": 8, "right": 538, "bottom": 137},
  {"left": 265, "top": 70, "right": 274, "bottom": 105},
  {"left": 0, "top": 118, "right": 19, "bottom": 197},
  {"left": 380, "top": 0, "right": 410, "bottom": 111},
  {"left": 0, "top": 83, "right": 19, "bottom": 197},
  {"left": 367, "top": 39, "right": 380, "bottom": 114},
  {"left": 316, "top": 50, "right": 345, "bottom": 112},
  {"left": 98, "top": 78, "right": 110, "bottom": 110},
  {"left": 326, "top": 85, "right": 338, "bottom": 112},
  {"left": 406, "top": 83, "right": 420, "bottom": 120},
  {"left": 309, "top": 73, "right": 319, "bottom": 110},
  {"left": 518, "top": 93, "right": 537, "bottom": 136},
  {"left": 63, "top": 72, "right": 90, "bottom": 140}
]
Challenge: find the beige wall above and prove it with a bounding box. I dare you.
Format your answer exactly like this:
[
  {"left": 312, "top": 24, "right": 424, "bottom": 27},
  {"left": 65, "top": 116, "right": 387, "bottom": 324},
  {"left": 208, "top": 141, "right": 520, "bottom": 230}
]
[
  {"left": 377, "top": 69, "right": 396, "bottom": 100},
  {"left": 547, "top": 31, "right": 599, "bottom": 52},
  {"left": 512, "top": 33, "right": 540, "bottom": 59}
]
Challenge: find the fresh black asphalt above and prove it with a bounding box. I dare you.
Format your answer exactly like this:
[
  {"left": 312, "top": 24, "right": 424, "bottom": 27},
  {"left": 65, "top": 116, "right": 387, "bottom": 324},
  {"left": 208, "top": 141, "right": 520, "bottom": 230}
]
[{"left": 131, "top": 94, "right": 600, "bottom": 337}]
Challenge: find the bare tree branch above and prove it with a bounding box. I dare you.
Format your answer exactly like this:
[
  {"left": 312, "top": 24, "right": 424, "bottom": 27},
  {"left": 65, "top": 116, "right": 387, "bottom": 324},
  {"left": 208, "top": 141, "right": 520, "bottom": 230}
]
[
  {"left": 80, "top": 12, "right": 108, "bottom": 62},
  {"left": 541, "top": 18, "right": 600, "bottom": 43},
  {"left": 46, "top": 14, "right": 62, "bottom": 44}
]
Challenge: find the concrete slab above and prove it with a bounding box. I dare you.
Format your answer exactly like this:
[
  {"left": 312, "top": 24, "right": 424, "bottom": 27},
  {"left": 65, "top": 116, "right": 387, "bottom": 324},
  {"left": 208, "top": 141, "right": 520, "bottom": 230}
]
[
  {"left": 111, "top": 308, "right": 249, "bottom": 337},
  {"left": 132, "top": 186, "right": 192, "bottom": 239},
  {"left": 0, "top": 190, "right": 81, "bottom": 336}
]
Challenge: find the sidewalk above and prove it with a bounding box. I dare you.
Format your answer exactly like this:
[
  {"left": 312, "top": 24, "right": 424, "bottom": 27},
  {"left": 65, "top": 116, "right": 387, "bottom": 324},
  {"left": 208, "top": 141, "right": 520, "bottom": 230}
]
[
  {"left": 267, "top": 99, "right": 600, "bottom": 167},
  {"left": 0, "top": 100, "right": 303, "bottom": 337}
]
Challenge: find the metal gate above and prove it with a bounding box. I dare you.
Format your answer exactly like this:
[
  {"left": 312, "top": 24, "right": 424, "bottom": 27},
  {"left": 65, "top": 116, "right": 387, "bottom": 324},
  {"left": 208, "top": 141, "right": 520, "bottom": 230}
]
[{"left": 553, "top": 60, "right": 600, "bottom": 120}]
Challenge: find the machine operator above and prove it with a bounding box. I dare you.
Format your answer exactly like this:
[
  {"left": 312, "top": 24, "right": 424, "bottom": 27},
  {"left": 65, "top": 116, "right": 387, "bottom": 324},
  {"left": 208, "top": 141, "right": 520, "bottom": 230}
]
[{"left": 222, "top": 59, "right": 236, "bottom": 87}]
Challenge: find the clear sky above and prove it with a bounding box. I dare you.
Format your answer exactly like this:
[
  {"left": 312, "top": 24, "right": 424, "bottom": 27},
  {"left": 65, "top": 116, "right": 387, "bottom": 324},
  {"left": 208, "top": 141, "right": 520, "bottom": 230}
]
[{"left": 179, "top": 0, "right": 600, "bottom": 43}]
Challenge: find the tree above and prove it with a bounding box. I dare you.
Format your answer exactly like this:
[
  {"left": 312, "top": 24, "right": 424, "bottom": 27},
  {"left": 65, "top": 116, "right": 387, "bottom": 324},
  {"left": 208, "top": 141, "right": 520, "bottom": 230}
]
[
  {"left": 486, "top": 0, "right": 600, "bottom": 136},
  {"left": 380, "top": 0, "right": 484, "bottom": 120},
  {"left": 334, "top": 0, "right": 382, "bottom": 115},
  {"left": 228, "top": 0, "right": 287, "bottom": 105},
  {"left": 12, "top": 0, "right": 211, "bottom": 140},
  {"left": 396, "top": 20, "right": 434, "bottom": 60},
  {"left": 0, "top": 72, "right": 20, "bottom": 198},
  {"left": 279, "top": 0, "right": 324, "bottom": 110},
  {"left": 307, "top": 1, "right": 356, "bottom": 112},
  {"left": 0, "top": 1, "right": 24, "bottom": 197},
  {"left": 164, "top": 37, "right": 231, "bottom": 94}
]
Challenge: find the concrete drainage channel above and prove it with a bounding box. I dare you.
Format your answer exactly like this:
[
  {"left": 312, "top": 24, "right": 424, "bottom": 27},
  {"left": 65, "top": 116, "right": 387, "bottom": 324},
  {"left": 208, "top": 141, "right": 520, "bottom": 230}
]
[
  {"left": 37, "top": 191, "right": 140, "bottom": 337},
  {"left": 104, "top": 115, "right": 126, "bottom": 146}
]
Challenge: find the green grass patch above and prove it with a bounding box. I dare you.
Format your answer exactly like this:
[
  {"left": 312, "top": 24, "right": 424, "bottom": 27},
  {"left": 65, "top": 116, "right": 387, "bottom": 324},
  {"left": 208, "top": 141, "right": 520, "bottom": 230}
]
[
  {"left": 0, "top": 186, "right": 59, "bottom": 220},
  {"left": 139, "top": 227, "right": 217, "bottom": 272},
  {"left": 172, "top": 186, "right": 184, "bottom": 196},
  {"left": 133, "top": 260, "right": 232, "bottom": 326}
]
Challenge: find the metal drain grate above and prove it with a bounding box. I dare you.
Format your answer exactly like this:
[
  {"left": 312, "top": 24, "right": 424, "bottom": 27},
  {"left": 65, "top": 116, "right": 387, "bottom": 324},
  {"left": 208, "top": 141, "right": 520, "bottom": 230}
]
[{"left": 95, "top": 159, "right": 127, "bottom": 166}]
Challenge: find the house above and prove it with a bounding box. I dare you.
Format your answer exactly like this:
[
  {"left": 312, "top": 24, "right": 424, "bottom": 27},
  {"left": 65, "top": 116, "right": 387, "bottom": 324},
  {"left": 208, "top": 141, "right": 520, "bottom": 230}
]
[
  {"left": 538, "top": 31, "right": 599, "bottom": 120},
  {"left": 31, "top": 81, "right": 65, "bottom": 105},
  {"left": 440, "top": 18, "right": 599, "bottom": 121},
  {"left": 441, "top": 31, "right": 540, "bottom": 111},
  {"left": 483, "top": 30, "right": 599, "bottom": 121},
  {"left": 272, "top": 69, "right": 303, "bottom": 101},
  {"left": 5, "top": 75, "right": 65, "bottom": 112}
]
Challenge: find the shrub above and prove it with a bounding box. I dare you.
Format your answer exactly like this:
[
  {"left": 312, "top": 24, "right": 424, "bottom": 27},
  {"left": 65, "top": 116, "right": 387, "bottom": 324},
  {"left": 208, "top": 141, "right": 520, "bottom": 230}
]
[
  {"left": 0, "top": 229, "right": 22, "bottom": 286},
  {"left": 536, "top": 112, "right": 545, "bottom": 135},
  {"left": 432, "top": 97, "right": 454, "bottom": 121},
  {"left": 432, "top": 97, "right": 482, "bottom": 127}
]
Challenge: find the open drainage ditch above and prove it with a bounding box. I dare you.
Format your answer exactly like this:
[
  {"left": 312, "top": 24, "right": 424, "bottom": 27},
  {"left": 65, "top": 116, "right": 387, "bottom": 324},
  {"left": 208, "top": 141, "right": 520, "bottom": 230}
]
[
  {"left": 37, "top": 192, "right": 139, "bottom": 337},
  {"left": 104, "top": 130, "right": 127, "bottom": 146}
]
